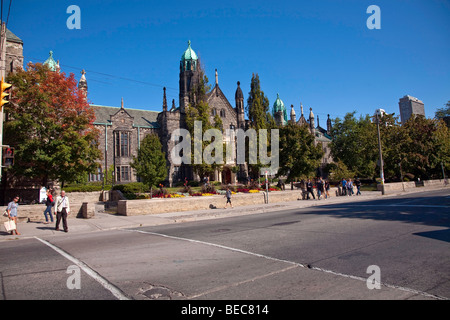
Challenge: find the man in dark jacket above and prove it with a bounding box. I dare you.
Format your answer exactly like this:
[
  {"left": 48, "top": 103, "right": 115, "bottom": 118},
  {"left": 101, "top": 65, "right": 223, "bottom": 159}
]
[{"left": 306, "top": 179, "right": 315, "bottom": 200}]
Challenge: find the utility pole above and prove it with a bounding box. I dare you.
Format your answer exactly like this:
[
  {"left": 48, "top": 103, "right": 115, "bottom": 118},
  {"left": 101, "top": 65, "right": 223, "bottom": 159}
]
[
  {"left": 442, "top": 162, "right": 447, "bottom": 185},
  {"left": 375, "top": 113, "right": 385, "bottom": 195}
]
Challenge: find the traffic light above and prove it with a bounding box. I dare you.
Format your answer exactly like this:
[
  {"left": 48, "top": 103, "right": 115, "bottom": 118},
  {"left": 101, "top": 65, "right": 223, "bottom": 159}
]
[
  {"left": 1, "top": 77, "right": 12, "bottom": 107},
  {"left": 2, "top": 147, "right": 14, "bottom": 167}
]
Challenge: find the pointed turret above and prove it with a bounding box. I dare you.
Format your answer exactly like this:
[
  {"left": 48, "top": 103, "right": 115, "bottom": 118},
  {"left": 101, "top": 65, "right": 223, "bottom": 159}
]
[
  {"left": 235, "top": 81, "right": 245, "bottom": 129},
  {"left": 309, "top": 107, "right": 315, "bottom": 134},
  {"left": 78, "top": 69, "right": 88, "bottom": 97},
  {"left": 297, "top": 102, "right": 307, "bottom": 126},
  {"left": 327, "top": 114, "right": 332, "bottom": 135},
  {"left": 273, "top": 93, "right": 287, "bottom": 126},
  {"left": 163, "top": 87, "right": 167, "bottom": 111},
  {"left": 290, "top": 105, "right": 296, "bottom": 123},
  {"left": 43, "top": 51, "right": 58, "bottom": 72}
]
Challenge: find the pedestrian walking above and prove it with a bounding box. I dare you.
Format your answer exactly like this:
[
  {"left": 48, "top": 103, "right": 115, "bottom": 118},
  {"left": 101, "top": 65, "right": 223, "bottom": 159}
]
[
  {"left": 341, "top": 178, "right": 347, "bottom": 196},
  {"left": 43, "top": 189, "right": 55, "bottom": 224},
  {"left": 224, "top": 187, "right": 233, "bottom": 209},
  {"left": 355, "top": 178, "right": 362, "bottom": 195},
  {"left": 347, "top": 179, "right": 354, "bottom": 196},
  {"left": 325, "top": 180, "right": 330, "bottom": 199},
  {"left": 6, "top": 196, "right": 20, "bottom": 235},
  {"left": 55, "top": 190, "right": 70, "bottom": 232},
  {"left": 306, "top": 179, "right": 315, "bottom": 200},
  {"left": 317, "top": 178, "right": 324, "bottom": 200}
]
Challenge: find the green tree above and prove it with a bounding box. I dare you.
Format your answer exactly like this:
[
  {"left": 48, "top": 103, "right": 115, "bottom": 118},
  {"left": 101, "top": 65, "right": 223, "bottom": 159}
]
[
  {"left": 330, "top": 112, "right": 378, "bottom": 179},
  {"left": 435, "top": 101, "right": 450, "bottom": 120},
  {"left": 245, "top": 73, "right": 276, "bottom": 178},
  {"left": 130, "top": 134, "right": 167, "bottom": 198},
  {"left": 326, "top": 160, "right": 356, "bottom": 183},
  {"left": 330, "top": 111, "right": 450, "bottom": 182},
  {"left": 277, "top": 122, "right": 324, "bottom": 182},
  {"left": 246, "top": 73, "right": 274, "bottom": 130},
  {"left": 401, "top": 115, "right": 450, "bottom": 179},
  {"left": 184, "top": 71, "right": 223, "bottom": 179},
  {"left": 4, "top": 62, "right": 101, "bottom": 187}
]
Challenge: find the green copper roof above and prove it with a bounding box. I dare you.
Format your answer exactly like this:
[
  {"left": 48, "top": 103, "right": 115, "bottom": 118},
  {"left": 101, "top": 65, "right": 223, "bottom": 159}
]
[
  {"left": 181, "top": 40, "right": 198, "bottom": 61},
  {"left": 273, "top": 93, "right": 288, "bottom": 122},
  {"left": 43, "top": 51, "right": 58, "bottom": 71}
]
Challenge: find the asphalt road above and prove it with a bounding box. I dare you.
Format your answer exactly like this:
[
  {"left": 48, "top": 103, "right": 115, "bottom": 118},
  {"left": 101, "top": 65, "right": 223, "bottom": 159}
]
[{"left": 1, "top": 189, "right": 449, "bottom": 305}]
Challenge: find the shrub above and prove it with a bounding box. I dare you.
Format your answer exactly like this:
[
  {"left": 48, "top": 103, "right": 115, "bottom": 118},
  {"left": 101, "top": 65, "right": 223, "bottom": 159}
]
[
  {"left": 113, "top": 182, "right": 148, "bottom": 194},
  {"left": 201, "top": 184, "right": 216, "bottom": 194},
  {"left": 178, "top": 185, "right": 193, "bottom": 195},
  {"left": 65, "top": 184, "right": 109, "bottom": 193}
]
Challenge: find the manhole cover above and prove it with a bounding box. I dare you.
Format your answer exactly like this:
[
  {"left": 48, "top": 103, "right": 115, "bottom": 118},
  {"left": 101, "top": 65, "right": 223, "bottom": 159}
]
[{"left": 140, "top": 284, "right": 184, "bottom": 300}]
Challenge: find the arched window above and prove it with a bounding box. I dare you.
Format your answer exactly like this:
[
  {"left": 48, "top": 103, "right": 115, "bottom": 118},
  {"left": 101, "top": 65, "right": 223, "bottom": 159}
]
[
  {"left": 220, "top": 109, "right": 226, "bottom": 117},
  {"left": 212, "top": 108, "right": 217, "bottom": 116}
]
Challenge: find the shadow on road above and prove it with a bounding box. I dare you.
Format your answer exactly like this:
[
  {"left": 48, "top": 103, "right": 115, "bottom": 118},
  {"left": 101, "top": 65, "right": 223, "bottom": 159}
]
[{"left": 299, "top": 194, "right": 450, "bottom": 242}]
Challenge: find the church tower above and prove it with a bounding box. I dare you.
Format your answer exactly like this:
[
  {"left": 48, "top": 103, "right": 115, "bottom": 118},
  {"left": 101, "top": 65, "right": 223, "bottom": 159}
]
[
  {"left": 179, "top": 40, "right": 201, "bottom": 113},
  {"left": 273, "top": 93, "right": 287, "bottom": 126}
]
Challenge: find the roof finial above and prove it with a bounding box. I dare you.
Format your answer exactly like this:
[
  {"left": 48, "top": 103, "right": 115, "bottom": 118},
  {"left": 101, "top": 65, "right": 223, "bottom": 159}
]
[
  {"left": 121, "top": 97, "right": 124, "bottom": 109},
  {"left": 215, "top": 69, "right": 218, "bottom": 86}
]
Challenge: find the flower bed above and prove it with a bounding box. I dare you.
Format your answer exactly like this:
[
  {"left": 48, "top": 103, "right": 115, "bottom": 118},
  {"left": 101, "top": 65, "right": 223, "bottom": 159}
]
[{"left": 125, "top": 184, "right": 280, "bottom": 200}]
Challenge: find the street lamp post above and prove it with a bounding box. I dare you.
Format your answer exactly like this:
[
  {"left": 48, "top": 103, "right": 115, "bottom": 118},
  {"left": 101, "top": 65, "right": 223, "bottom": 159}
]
[{"left": 375, "top": 113, "right": 385, "bottom": 195}]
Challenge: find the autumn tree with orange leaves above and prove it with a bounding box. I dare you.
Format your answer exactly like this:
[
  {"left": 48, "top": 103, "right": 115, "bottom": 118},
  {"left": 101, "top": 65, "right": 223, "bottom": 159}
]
[{"left": 4, "top": 62, "right": 101, "bottom": 187}]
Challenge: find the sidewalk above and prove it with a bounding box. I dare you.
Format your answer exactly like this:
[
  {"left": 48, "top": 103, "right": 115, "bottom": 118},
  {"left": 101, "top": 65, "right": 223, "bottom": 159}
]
[{"left": 0, "top": 187, "right": 446, "bottom": 242}]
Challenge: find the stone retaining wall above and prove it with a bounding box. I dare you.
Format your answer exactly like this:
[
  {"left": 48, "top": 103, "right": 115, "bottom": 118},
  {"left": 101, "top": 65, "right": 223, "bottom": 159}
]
[
  {"left": 377, "top": 179, "right": 448, "bottom": 194},
  {"left": 1, "top": 192, "right": 102, "bottom": 222},
  {"left": 117, "top": 188, "right": 341, "bottom": 216}
]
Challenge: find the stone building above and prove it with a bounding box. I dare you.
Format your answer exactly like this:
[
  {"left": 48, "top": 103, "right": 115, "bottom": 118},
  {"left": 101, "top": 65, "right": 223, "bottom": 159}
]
[
  {"left": 1, "top": 34, "right": 335, "bottom": 201},
  {"left": 88, "top": 41, "right": 334, "bottom": 185},
  {"left": 3, "top": 26, "right": 24, "bottom": 77},
  {"left": 88, "top": 41, "right": 250, "bottom": 186},
  {"left": 283, "top": 99, "right": 334, "bottom": 178}
]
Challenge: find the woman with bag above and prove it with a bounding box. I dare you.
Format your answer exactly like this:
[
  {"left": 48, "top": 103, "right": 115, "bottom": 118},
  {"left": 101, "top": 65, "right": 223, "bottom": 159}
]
[
  {"left": 43, "top": 189, "right": 54, "bottom": 224},
  {"left": 6, "top": 196, "right": 20, "bottom": 235}
]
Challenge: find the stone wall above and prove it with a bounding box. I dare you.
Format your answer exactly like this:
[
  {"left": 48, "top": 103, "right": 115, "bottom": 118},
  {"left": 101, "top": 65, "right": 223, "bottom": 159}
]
[
  {"left": 117, "top": 188, "right": 341, "bottom": 216},
  {"left": 1, "top": 191, "right": 102, "bottom": 222},
  {"left": 378, "top": 179, "right": 448, "bottom": 194}
]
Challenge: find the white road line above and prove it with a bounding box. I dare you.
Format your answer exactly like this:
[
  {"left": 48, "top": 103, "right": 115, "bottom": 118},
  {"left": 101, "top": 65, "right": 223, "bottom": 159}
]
[
  {"left": 188, "top": 265, "right": 299, "bottom": 299},
  {"left": 126, "top": 229, "right": 448, "bottom": 300},
  {"left": 34, "top": 237, "right": 130, "bottom": 300}
]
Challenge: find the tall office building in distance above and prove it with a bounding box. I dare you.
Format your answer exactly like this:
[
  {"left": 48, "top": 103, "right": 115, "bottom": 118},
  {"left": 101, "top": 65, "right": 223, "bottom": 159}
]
[{"left": 399, "top": 95, "right": 425, "bottom": 124}]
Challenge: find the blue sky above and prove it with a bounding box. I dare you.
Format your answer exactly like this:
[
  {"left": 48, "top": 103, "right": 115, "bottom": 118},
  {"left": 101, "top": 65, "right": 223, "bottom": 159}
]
[{"left": 5, "top": 0, "right": 450, "bottom": 121}]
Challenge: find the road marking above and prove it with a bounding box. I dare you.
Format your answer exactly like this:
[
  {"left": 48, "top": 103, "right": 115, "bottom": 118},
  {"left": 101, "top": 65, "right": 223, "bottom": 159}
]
[
  {"left": 34, "top": 237, "right": 130, "bottom": 300},
  {"left": 126, "top": 229, "right": 448, "bottom": 300},
  {"left": 188, "top": 265, "right": 299, "bottom": 299}
]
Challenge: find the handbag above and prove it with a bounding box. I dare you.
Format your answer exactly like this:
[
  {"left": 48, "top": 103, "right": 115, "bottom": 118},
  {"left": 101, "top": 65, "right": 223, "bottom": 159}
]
[
  {"left": 2, "top": 210, "right": 8, "bottom": 217},
  {"left": 4, "top": 219, "right": 16, "bottom": 232}
]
